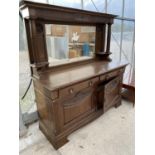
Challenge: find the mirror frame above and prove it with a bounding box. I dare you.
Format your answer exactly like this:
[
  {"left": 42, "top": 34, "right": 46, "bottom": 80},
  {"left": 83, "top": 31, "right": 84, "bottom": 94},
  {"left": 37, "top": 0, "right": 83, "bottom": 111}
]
[{"left": 20, "top": 0, "right": 117, "bottom": 77}]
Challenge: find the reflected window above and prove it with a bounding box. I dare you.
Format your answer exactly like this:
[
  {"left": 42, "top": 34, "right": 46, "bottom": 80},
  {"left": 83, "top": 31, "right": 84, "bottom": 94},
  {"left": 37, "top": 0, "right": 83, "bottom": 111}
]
[{"left": 45, "top": 24, "right": 96, "bottom": 66}]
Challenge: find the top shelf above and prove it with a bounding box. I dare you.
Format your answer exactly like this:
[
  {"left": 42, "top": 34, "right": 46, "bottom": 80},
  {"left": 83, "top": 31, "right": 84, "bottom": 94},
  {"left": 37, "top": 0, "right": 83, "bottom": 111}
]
[{"left": 20, "top": 0, "right": 117, "bottom": 25}]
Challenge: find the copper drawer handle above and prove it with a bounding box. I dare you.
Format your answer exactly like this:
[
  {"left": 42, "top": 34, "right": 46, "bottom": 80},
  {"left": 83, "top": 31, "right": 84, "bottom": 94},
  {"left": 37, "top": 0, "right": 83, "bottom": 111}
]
[
  {"left": 69, "top": 88, "right": 74, "bottom": 94},
  {"left": 89, "top": 81, "right": 93, "bottom": 86}
]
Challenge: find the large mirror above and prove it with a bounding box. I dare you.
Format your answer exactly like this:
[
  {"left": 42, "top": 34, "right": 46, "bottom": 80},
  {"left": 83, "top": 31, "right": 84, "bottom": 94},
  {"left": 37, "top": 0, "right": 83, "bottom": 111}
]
[{"left": 45, "top": 24, "right": 96, "bottom": 66}]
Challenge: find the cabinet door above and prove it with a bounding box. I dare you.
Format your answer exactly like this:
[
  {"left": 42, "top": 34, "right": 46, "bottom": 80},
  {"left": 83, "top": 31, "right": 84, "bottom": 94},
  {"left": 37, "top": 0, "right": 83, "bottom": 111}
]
[
  {"left": 104, "top": 76, "right": 121, "bottom": 112},
  {"left": 62, "top": 88, "right": 95, "bottom": 125}
]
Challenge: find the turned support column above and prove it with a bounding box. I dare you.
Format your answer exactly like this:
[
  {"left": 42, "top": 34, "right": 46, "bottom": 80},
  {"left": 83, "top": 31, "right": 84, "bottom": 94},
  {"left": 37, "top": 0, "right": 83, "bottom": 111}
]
[
  {"left": 106, "top": 23, "right": 112, "bottom": 54},
  {"left": 102, "top": 24, "right": 106, "bottom": 53},
  {"left": 95, "top": 24, "right": 106, "bottom": 53},
  {"left": 95, "top": 23, "right": 112, "bottom": 61},
  {"left": 24, "top": 19, "right": 49, "bottom": 78}
]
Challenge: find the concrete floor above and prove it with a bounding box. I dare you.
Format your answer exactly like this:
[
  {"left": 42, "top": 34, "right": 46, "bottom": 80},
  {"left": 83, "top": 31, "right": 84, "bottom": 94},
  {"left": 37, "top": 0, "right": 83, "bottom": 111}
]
[{"left": 19, "top": 100, "right": 135, "bottom": 155}]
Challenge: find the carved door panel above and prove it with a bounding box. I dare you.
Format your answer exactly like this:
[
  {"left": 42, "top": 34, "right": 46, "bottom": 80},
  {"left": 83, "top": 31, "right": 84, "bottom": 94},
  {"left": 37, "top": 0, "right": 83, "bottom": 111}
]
[
  {"left": 60, "top": 87, "right": 96, "bottom": 128},
  {"left": 104, "top": 76, "right": 121, "bottom": 112},
  {"left": 63, "top": 90, "right": 93, "bottom": 124}
]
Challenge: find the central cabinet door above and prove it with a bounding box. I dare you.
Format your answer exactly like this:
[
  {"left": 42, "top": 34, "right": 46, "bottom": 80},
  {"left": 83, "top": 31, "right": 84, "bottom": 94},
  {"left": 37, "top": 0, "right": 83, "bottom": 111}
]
[
  {"left": 63, "top": 88, "right": 95, "bottom": 124},
  {"left": 97, "top": 75, "right": 121, "bottom": 112},
  {"left": 58, "top": 77, "right": 99, "bottom": 126},
  {"left": 104, "top": 76, "right": 121, "bottom": 112}
]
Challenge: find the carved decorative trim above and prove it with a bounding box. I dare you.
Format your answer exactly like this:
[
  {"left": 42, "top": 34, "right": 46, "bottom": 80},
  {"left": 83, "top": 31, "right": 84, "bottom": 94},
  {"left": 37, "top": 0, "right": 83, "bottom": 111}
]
[{"left": 36, "top": 22, "right": 44, "bottom": 34}]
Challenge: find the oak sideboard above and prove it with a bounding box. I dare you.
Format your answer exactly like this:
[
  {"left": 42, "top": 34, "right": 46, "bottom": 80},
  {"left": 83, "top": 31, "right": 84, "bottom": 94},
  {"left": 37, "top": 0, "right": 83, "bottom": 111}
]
[{"left": 20, "top": 0, "right": 128, "bottom": 149}]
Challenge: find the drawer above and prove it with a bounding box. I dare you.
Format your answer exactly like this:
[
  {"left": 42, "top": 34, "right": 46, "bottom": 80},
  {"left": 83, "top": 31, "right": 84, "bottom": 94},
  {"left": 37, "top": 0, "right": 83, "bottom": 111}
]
[
  {"left": 106, "top": 70, "right": 119, "bottom": 80},
  {"left": 100, "top": 70, "right": 120, "bottom": 81},
  {"left": 59, "top": 77, "right": 99, "bottom": 97}
]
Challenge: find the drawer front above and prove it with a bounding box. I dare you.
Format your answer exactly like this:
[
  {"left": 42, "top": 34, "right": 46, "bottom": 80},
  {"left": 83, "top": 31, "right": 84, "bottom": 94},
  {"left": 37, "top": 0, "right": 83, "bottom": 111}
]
[
  {"left": 106, "top": 70, "right": 119, "bottom": 80},
  {"left": 100, "top": 70, "right": 120, "bottom": 81},
  {"left": 63, "top": 90, "right": 93, "bottom": 124},
  {"left": 59, "top": 77, "right": 99, "bottom": 97}
]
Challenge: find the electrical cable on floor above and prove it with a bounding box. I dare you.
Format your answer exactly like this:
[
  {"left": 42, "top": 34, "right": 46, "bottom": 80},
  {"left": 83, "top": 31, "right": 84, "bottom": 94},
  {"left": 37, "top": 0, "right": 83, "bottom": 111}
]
[
  {"left": 19, "top": 10, "right": 33, "bottom": 101},
  {"left": 21, "top": 79, "right": 32, "bottom": 100}
]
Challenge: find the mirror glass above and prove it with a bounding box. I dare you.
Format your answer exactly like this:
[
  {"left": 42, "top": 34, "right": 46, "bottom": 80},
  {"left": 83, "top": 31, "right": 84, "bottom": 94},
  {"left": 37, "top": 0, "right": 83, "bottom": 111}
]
[{"left": 45, "top": 24, "right": 96, "bottom": 66}]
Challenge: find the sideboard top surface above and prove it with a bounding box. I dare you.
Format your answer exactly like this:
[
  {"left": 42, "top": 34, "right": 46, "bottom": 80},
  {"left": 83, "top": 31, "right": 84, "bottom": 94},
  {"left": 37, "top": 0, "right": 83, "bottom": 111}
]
[{"left": 35, "top": 61, "right": 128, "bottom": 91}]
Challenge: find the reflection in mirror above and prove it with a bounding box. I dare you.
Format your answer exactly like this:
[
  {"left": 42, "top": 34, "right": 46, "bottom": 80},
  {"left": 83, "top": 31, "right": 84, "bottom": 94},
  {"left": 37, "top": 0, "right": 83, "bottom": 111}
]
[{"left": 45, "top": 24, "right": 96, "bottom": 66}]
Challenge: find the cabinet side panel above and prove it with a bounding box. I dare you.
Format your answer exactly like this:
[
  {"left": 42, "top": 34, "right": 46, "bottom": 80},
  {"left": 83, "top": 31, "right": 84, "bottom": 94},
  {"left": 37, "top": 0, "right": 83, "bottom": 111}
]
[{"left": 34, "top": 88, "right": 55, "bottom": 136}]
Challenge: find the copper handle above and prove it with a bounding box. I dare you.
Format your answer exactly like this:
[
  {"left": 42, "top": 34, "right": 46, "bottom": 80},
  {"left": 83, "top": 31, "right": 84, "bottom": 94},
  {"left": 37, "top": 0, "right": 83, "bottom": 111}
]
[
  {"left": 89, "top": 81, "right": 93, "bottom": 86},
  {"left": 69, "top": 88, "right": 74, "bottom": 94}
]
